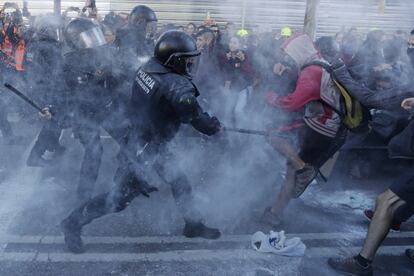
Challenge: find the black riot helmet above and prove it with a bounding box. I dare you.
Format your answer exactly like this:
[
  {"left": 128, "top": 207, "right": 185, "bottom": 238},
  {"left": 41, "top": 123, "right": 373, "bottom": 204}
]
[
  {"left": 129, "top": 5, "right": 158, "bottom": 40},
  {"left": 34, "top": 15, "right": 63, "bottom": 42},
  {"left": 154, "top": 30, "right": 200, "bottom": 75},
  {"left": 129, "top": 5, "right": 157, "bottom": 26},
  {"left": 64, "top": 18, "right": 106, "bottom": 51}
]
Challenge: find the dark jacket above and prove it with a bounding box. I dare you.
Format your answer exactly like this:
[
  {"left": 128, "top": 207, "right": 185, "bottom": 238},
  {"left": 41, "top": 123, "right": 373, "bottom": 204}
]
[
  {"left": 26, "top": 38, "right": 63, "bottom": 105},
  {"left": 115, "top": 25, "right": 154, "bottom": 76},
  {"left": 220, "top": 50, "right": 254, "bottom": 92},
  {"left": 131, "top": 57, "right": 221, "bottom": 143},
  {"left": 333, "top": 63, "right": 414, "bottom": 110},
  {"left": 63, "top": 46, "right": 119, "bottom": 122}
]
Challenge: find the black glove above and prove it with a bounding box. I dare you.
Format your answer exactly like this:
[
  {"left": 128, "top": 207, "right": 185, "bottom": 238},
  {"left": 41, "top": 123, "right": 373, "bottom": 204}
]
[
  {"left": 211, "top": 116, "right": 221, "bottom": 132},
  {"left": 47, "top": 104, "right": 56, "bottom": 115},
  {"left": 127, "top": 173, "right": 159, "bottom": 198},
  {"left": 139, "top": 185, "right": 159, "bottom": 198}
]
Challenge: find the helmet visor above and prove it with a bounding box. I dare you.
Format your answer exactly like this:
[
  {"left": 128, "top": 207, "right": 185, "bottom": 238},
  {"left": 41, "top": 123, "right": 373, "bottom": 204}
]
[
  {"left": 165, "top": 49, "right": 200, "bottom": 65},
  {"left": 78, "top": 27, "right": 106, "bottom": 49}
]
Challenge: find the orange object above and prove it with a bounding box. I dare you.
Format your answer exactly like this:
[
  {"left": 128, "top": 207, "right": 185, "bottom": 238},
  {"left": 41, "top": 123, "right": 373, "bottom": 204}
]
[
  {"left": 1, "top": 30, "right": 13, "bottom": 64},
  {"left": 14, "top": 39, "right": 25, "bottom": 71}
]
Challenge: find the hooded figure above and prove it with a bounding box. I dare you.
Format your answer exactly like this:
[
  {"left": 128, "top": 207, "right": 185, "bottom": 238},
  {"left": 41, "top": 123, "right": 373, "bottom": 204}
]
[
  {"left": 267, "top": 33, "right": 342, "bottom": 138},
  {"left": 262, "top": 34, "right": 347, "bottom": 229}
]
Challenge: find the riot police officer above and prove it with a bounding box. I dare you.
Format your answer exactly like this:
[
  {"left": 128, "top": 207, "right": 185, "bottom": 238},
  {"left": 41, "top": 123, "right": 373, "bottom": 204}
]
[
  {"left": 61, "top": 30, "right": 222, "bottom": 253},
  {"left": 115, "top": 5, "right": 158, "bottom": 76},
  {"left": 62, "top": 18, "right": 130, "bottom": 200},
  {"left": 26, "top": 15, "right": 66, "bottom": 166}
]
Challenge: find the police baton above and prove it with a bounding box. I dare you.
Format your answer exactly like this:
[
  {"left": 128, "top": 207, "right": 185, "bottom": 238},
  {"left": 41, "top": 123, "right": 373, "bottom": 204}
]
[
  {"left": 4, "top": 83, "right": 44, "bottom": 113},
  {"left": 223, "top": 127, "right": 291, "bottom": 139},
  {"left": 223, "top": 127, "right": 268, "bottom": 136}
]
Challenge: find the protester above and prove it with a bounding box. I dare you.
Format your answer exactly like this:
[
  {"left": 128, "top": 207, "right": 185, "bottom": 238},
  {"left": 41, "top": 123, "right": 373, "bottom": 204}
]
[
  {"left": 1, "top": 3, "right": 414, "bottom": 273},
  {"left": 262, "top": 34, "right": 347, "bottom": 227},
  {"left": 328, "top": 97, "right": 414, "bottom": 276}
]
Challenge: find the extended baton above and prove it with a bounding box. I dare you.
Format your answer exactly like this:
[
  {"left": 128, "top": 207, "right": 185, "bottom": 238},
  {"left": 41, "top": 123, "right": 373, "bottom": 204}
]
[
  {"left": 223, "top": 127, "right": 268, "bottom": 136},
  {"left": 223, "top": 127, "right": 291, "bottom": 139},
  {"left": 4, "top": 83, "right": 43, "bottom": 113}
]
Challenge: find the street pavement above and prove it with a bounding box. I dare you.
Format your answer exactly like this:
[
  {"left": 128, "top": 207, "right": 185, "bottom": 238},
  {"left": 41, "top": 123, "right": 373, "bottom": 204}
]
[{"left": 0, "top": 124, "right": 413, "bottom": 276}]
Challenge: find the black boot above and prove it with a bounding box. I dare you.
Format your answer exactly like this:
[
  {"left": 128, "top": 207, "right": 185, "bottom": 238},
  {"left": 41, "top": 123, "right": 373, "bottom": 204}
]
[
  {"left": 183, "top": 221, "right": 221, "bottom": 240},
  {"left": 61, "top": 193, "right": 109, "bottom": 253},
  {"left": 60, "top": 217, "right": 85, "bottom": 254}
]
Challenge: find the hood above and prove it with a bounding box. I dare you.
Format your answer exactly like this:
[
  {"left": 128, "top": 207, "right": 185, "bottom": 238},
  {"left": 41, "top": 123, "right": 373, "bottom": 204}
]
[{"left": 281, "top": 33, "right": 319, "bottom": 69}]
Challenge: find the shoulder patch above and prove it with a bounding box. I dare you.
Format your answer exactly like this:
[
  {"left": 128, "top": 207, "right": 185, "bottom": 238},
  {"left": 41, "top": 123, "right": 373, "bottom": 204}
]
[
  {"left": 135, "top": 69, "right": 159, "bottom": 96},
  {"left": 179, "top": 94, "right": 195, "bottom": 105}
]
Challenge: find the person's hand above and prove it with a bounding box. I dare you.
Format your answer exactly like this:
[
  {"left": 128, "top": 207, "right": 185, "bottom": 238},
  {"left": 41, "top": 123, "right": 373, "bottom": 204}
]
[
  {"left": 273, "top": 63, "right": 286, "bottom": 76},
  {"left": 226, "top": 52, "right": 232, "bottom": 60},
  {"left": 401, "top": 98, "right": 414, "bottom": 112},
  {"left": 236, "top": 51, "right": 245, "bottom": 61},
  {"left": 39, "top": 107, "right": 52, "bottom": 120}
]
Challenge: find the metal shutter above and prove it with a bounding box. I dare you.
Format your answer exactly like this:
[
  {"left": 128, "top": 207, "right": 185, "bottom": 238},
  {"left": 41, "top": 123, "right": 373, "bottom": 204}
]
[
  {"left": 317, "top": 0, "right": 414, "bottom": 36},
  {"left": 9, "top": 0, "right": 414, "bottom": 36}
]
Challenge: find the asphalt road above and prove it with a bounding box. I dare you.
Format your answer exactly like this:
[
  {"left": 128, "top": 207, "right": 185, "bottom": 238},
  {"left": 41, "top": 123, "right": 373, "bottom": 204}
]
[{"left": 0, "top": 122, "right": 413, "bottom": 276}]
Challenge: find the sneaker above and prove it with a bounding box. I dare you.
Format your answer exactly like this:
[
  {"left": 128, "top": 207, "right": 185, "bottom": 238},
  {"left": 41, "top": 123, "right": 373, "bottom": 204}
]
[
  {"left": 363, "top": 209, "right": 401, "bottom": 232},
  {"left": 405, "top": 248, "right": 414, "bottom": 264},
  {"left": 183, "top": 221, "right": 221, "bottom": 240},
  {"left": 261, "top": 207, "right": 284, "bottom": 228},
  {"left": 328, "top": 256, "right": 373, "bottom": 276},
  {"left": 293, "top": 164, "right": 318, "bottom": 198},
  {"left": 60, "top": 218, "right": 85, "bottom": 254}
]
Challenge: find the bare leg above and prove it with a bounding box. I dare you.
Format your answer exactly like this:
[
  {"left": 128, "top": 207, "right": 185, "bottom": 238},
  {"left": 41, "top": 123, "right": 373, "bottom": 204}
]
[
  {"left": 271, "top": 163, "right": 296, "bottom": 217},
  {"left": 269, "top": 136, "right": 305, "bottom": 170},
  {"left": 360, "top": 189, "right": 406, "bottom": 260}
]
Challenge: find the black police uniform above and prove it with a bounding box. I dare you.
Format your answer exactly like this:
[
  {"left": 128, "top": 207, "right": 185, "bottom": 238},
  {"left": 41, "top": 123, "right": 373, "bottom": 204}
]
[
  {"left": 61, "top": 53, "right": 221, "bottom": 253},
  {"left": 59, "top": 18, "right": 131, "bottom": 199},
  {"left": 26, "top": 35, "right": 67, "bottom": 165},
  {"left": 0, "top": 98, "right": 12, "bottom": 140},
  {"left": 114, "top": 5, "right": 157, "bottom": 78},
  {"left": 115, "top": 26, "right": 154, "bottom": 63},
  {"left": 65, "top": 45, "right": 130, "bottom": 199},
  {"left": 0, "top": 55, "right": 12, "bottom": 140}
]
